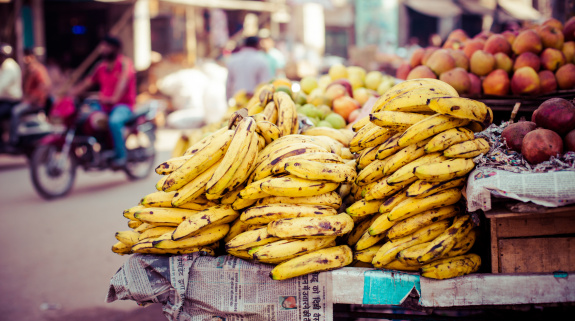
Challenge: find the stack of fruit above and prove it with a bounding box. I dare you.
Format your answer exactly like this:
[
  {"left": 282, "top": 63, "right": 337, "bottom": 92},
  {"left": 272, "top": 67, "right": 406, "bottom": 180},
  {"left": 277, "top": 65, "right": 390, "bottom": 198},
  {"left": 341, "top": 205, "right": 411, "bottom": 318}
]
[
  {"left": 398, "top": 17, "right": 575, "bottom": 96},
  {"left": 345, "top": 78, "right": 491, "bottom": 279},
  {"left": 223, "top": 133, "right": 358, "bottom": 280}
]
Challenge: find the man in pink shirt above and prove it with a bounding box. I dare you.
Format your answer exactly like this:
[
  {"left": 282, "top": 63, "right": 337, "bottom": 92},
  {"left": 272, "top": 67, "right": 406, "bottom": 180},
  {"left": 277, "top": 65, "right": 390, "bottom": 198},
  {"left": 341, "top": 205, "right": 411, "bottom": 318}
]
[{"left": 72, "top": 36, "right": 136, "bottom": 166}]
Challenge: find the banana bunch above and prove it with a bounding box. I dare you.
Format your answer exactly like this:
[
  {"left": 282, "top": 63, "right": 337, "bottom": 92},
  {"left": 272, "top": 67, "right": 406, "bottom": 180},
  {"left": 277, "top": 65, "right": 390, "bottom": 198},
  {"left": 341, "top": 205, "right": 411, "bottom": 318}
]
[{"left": 345, "top": 78, "right": 489, "bottom": 279}]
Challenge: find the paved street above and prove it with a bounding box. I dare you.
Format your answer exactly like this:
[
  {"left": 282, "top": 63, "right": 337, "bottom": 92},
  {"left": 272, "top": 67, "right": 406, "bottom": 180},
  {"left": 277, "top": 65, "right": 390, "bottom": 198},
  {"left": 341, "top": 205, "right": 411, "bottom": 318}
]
[{"left": 0, "top": 130, "right": 182, "bottom": 321}]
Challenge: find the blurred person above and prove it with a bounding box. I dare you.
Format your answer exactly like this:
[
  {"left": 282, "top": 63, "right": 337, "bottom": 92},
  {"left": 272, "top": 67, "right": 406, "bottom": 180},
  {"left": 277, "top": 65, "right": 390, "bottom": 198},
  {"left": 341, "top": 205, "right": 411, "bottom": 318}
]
[
  {"left": 225, "top": 36, "right": 271, "bottom": 100},
  {"left": 259, "top": 29, "right": 286, "bottom": 77},
  {"left": 70, "top": 36, "right": 136, "bottom": 167},
  {"left": 0, "top": 43, "right": 22, "bottom": 150}
]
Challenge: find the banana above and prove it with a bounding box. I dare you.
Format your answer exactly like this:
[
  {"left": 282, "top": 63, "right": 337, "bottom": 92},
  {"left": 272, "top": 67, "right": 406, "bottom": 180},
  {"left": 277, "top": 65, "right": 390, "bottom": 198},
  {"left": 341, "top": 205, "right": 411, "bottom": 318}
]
[
  {"left": 357, "top": 146, "right": 379, "bottom": 170},
  {"left": 178, "top": 201, "right": 218, "bottom": 211},
  {"left": 124, "top": 205, "right": 146, "bottom": 220},
  {"left": 128, "top": 220, "right": 142, "bottom": 229},
  {"left": 396, "top": 242, "right": 430, "bottom": 266},
  {"left": 227, "top": 248, "right": 254, "bottom": 260},
  {"left": 364, "top": 178, "right": 408, "bottom": 201},
  {"left": 424, "top": 127, "right": 475, "bottom": 153},
  {"left": 414, "top": 158, "right": 475, "bottom": 182},
  {"left": 387, "top": 205, "right": 460, "bottom": 240},
  {"left": 369, "top": 111, "right": 429, "bottom": 129},
  {"left": 225, "top": 227, "right": 281, "bottom": 251},
  {"left": 257, "top": 133, "right": 266, "bottom": 150},
  {"left": 134, "top": 222, "right": 153, "bottom": 233},
  {"left": 115, "top": 230, "right": 140, "bottom": 246},
  {"left": 443, "top": 138, "right": 490, "bottom": 158},
  {"left": 352, "top": 115, "right": 371, "bottom": 132},
  {"left": 256, "top": 121, "right": 281, "bottom": 144},
  {"left": 206, "top": 117, "right": 256, "bottom": 196},
  {"left": 355, "top": 227, "right": 386, "bottom": 251},
  {"left": 302, "top": 127, "right": 351, "bottom": 147},
  {"left": 368, "top": 211, "right": 397, "bottom": 236},
  {"left": 171, "top": 159, "right": 222, "bottom": 207},
  {"left": 354, "top": 244, "right": 381, "bottom": 263},
  {"left": 255, "top": 239, "right": 338, "bottom": 264},
  {"left": 271, "top": 152, "right": 344, "bottom": 175},
  {"left": 388, "top": 188, "right": 461, "bottom": 221},
  {"left": 270, "top": 245, "right": 353, "bottom": 280},
  {"left": 182, "top": 127, "right": 227, "bottom": 156},
  {"left": 340, "top": 147, "right": 353, "bottom": 160},
  {"left": 252, "top": 113, "right": 267, "bottom": 123},
  {"left": 381, "top": 260, "right": 420, "bottom": 271},
  {"left": 382, "top": 138, "right": 431, "bottom": 176},
  {"left": 417, "top": 215, "right": 474, "bottom": 264},
  {"left": 263, "top": 100, "right": 278, "bottom": 124},
  {"left": 346, "top": 199, "right": 385, "bottom": 217},
  {"left": 239, "top": 177, "right": 273, "bottom": 200},
  {"left": 420, "top": 253, "right": 481, "bottom": 279},
  {"left": 376, "top": 132, "right": 403, "bottom": 160},
  {"left": 257, "top": 135, "right": 337, "bottom": 165},
  {"left": 371, "top": 219, "right": 451, "bottom": 267},
  {"left": 232, "top": 197, "right": 257, "bottom": 211},
  {"left": 261, "top": 175, "right": 339, "bottom": 197},
  {"left": 426, "top": 97, "right": 488, "bottom": 123},
  {"left": 275, "top": 92, "right": 298, "bottom": 136},
  {"left": 163, "top": 130, "right": 234, "bottom": 192},
  {"left": 283, "top": 159, "right": 356, "bottom": 183},
  {"left": 350, "top": 122, "right": 377, "bottom": 149},
  {"left": 345, "top": 214, "right": 374, "bottom": 246},
  {"left": 155, "top": 155, "right": 192, "bottom": 175},
  {"left": 171, "top": 133, "right": 190, "bottom": 158},
  {"left": 134, "top": 208, "right": 199, "bottom": 226},
  {"left": 256, "top": 192, "right": 342, "bottom": 209},
  {"left": 378, "top": 188, "right": 409, "bottom": 214},
  {"left": 397, "top": 114, "right": 470, "bottom": 148},
  {"left": 250, "top": 236, "right": 336, "bottom": 261},
  {"left": 386, "top": 152, "right": 446, "bottom": 186},
  {"left": 139, "top": 226, "right": 176, "bottom": 241},
  {"left": 111, "top": 241, "right": 132, "bottom": 255},
  {"left": 220, "top": 183, "right": 245, "bottom": 205},
  {"left": 172, "top": 205, "right": 239, "bottom": 240},
  {"left": 141, "top": 191, "right": 177, "bottom": 208},
  {"left": 155, "top": 175, "right": 168, "bottom": 191},
  {"left": 217, "top": 131, "right": 260, "bottom": 195},
  {"left": 153, "top": 224, "right": 229, "bottom": 249},
  {"left": 240, "top": 203, "right": 337, "bottom": 225},
  {"left": 133, "top": 241, "right": 216, "bottom": 255},
  {"left": 350, "top": 126, "right": 396, "bottom": 153},
  {"left": 407, "top": 178, "right": 465, "bottom": 199},
  {"left": 253, "top": 143, "right": 328, "bottom": 181},
  {"left": 381, "top": 84, "right": 458, "bottom": 113},
  {"left": 224, "top": 218, "right": 250, "bottom": 243},
  {"left": 438, "top": 229, "right": 477, "bottom": 259},
  {"left": 267, "top": 213, "right": 354, "bottom": 238},
  {"left": 356, "top": 158, "right": 389, "bottom": 186},
  {"left": 372, "top": 78, "right": 459, "bottom": 113}
]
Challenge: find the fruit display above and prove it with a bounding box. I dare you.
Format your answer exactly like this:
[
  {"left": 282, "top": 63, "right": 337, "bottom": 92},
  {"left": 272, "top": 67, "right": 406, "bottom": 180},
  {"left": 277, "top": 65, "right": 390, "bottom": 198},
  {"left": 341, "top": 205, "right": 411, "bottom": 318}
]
[
  {"left": 399, "top": 17, "right": 575, "bottom": 97},
  {"left": 345, "top": 78, "right": 491, "bottom": 279}
]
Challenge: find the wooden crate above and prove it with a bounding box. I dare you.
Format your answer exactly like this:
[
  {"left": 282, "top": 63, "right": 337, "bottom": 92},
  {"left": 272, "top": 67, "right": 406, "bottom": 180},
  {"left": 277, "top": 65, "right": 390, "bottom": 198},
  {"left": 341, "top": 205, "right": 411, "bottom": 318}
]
[{"left": 485, "top": 205, "right": 575, "bottom": 274}]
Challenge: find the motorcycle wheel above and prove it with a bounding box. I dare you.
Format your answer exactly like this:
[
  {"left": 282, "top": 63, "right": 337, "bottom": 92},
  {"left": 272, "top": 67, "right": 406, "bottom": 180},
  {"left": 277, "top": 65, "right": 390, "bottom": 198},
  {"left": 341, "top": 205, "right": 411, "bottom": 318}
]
[
  {"left": 30, "top": 144, "right": 77, "bottom": 199},
  {"left": 124, "top": 129, "right": 156, "bottom": 180}
]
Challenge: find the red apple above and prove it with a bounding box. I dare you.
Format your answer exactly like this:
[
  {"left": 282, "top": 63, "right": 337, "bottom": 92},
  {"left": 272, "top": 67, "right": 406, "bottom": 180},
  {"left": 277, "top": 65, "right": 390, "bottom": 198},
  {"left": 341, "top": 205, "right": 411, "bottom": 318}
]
[{"left": 333, "top": 96, "right": 360, "bottom": 121}]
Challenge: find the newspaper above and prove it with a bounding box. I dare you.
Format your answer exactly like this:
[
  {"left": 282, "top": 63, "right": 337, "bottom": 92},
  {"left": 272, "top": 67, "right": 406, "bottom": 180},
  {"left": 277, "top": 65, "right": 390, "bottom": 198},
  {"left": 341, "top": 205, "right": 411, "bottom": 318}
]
[
  {"left": 466, "top": 122, "right": 575, "bottom": 212},
  {"left": 107, "top": 253, "right": 333, "bottom": 321}
]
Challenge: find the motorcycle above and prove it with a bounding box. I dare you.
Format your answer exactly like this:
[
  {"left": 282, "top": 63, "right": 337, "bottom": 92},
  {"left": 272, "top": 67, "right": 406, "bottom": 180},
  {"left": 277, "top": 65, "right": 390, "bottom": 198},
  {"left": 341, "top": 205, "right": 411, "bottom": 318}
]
[
  {"left": 0, "top": 102, "right": 53, "bottom": 157},
  {"left": 29, "top": 98, "right": 159, "bottom": 199}
]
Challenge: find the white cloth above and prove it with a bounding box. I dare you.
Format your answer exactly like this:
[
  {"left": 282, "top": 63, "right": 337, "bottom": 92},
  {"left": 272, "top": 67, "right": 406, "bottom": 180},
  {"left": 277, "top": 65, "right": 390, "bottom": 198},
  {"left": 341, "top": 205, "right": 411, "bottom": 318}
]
[
  {"left": 225, "top": 48, "right": 272, "bottom": 100},
  {"left": 0, "top": 58, "right": 22, "bottom": 101}
]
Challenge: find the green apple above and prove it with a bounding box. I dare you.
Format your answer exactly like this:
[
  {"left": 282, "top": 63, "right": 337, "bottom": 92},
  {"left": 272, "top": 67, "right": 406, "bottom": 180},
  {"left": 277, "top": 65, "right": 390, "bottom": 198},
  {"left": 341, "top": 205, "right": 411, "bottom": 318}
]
[
  {"left": 316, "top": 105, "right": 332, "bottom": 119},
  {"left": 325, "top": 113, "right": 346, "bottom": 129},
  {"left": 317, "top": 120, "right": 334, "bottom": 128}
]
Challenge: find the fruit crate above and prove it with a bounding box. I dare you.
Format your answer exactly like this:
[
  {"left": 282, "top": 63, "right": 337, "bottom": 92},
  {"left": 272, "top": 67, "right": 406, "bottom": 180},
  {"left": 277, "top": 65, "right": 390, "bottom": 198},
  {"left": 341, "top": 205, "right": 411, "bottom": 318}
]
[
  {"left": 485, "top": 204, "right": 575, "bottom": 274},
  {"left": 469, "top": 89, "right": 575, "bottom": 113}
]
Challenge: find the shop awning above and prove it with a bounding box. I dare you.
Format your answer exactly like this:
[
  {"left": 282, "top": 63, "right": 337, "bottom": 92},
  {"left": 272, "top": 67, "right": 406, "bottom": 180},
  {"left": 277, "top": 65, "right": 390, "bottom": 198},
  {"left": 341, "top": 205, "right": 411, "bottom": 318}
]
[
  {"left": 457, "top": 0, "right": 494, "bottom": 15},
  {"left": 404, "top": 0, "right": 463, "bottom": 18},
  {"left": 497, "top": 0, "right": 541, "bottom": 20}
]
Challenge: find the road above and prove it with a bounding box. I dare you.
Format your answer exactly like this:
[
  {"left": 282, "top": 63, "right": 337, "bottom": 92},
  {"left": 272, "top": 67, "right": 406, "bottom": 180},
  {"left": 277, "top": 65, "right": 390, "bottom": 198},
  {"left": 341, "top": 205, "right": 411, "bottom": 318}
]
[{"left": 0, "top": 130, "right": 182, "bottom": 321}]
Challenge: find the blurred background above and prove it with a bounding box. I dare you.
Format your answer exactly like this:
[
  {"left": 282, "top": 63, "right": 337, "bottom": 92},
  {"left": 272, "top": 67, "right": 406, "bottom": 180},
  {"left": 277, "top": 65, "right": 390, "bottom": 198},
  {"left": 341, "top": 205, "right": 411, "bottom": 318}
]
[{"left": 0, "top": 0, "right": 573, "bottom": 320}]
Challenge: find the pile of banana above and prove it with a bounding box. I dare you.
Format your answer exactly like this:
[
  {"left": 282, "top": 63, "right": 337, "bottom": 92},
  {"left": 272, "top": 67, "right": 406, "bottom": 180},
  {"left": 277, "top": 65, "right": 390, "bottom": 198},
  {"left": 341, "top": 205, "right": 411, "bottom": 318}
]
[{"left": 345, "top": 78, "right": 489, "bottom": 279}]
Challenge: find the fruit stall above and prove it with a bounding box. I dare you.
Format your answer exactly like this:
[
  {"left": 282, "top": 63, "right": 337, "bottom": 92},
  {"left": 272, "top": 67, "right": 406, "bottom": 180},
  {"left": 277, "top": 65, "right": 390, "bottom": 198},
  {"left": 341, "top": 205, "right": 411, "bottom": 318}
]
[{"left": 106, "top": 17, "right": 575, "bottom": 320}]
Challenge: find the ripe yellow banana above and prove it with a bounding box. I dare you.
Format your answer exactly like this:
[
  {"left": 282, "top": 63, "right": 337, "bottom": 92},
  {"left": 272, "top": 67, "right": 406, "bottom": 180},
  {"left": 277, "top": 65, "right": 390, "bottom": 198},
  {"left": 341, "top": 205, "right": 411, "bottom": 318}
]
[
  {"left": 115, "top": 230, "right": 140, "bottom": 246},
  {"left": 386, "top": 152, "right": 446, "bottom": 186},
  {"left": 224, "top": 218, "right": 250, "bottom": 243},
  {"left": 382, "top": 138, "right": 431, "bottom": 176},
  {"left": 216, "top": 132, "right": 260, "bottom": 196},
  {"left": 241, "top": 203, "right": 337, "bottom": 225},
  {"left": 354, "top": 244, "right": 381, "bottom": 263},
  {"left": 420, "top": 253, "right": 481, "bottom": 279},
  {"left": 182, "top": 127, "right": 227, "bottom": 156},
  {"left": 139, "top": 226, "right": 176, "bottom": 241},
  {"left": 155, "top": 175, "right": 168, "bottom": 191},
  {"left": 171, "top": 133, "right": 190, "bottom": 158},
  {"left": 163, "top": 130, "right": 234, "bottom": 192},
  {"left": 250, "top": 236, "right": 336, "bottom": 261},
  {"left": 153, "top": 224, "right": 229, "bottom": 249},
  {"left": 124, "top": 205, "right": 146, "bottom": 220},
  {"left": 271, "top": 152, "right": 344, "bottom": 175},
  {"left": 178, "top": 201, "right": 218, "bottom": 211},
  {"left": 172, "top": 205, "right": 239, "bottom": 240},
  {"left": 171, "top": 159, "right": 222, "bottom": 207},
  {"left": 206, "top": 117, "right": 256, "bottom": 196},
  {"left": 128, "top": 220, "right": 142, "bottom": 229},
  {"left": 284, "top": 159, "right": 356, "bottom": 183},
  {"left": 134, "top": 207, "right": 199, "bottom": 226},
  {"left": 220, "top": 183, "right": 245, "bottom": 205},
  {"left": 406, "top": 177, "right": 466, "bottom": 198},
  {"left": 381, "top": 259, "right": 420, "bottom": 271},
  {"left": 397, "top": 114, "right": 470, "bottom": 148},
  {"left": 257, "top": 133, "right": 266, "bottom": 150},
  {"left": 350, "top": 126, "right": 396, "bottom": 153},
  {"left": 350, "top": 122, "right": 377, "bottom": 148},
  {"left": 346, "top": 214, "right": 375, "bottom": 247},
  {"left": 381, "top": 87, "right": 455, "bottom": 113},
  {"left": 426, "top": 97, "right": 488, "bottom": 123},
  {"left": 356, "top": 158, "right": 389, "bottom": 186},
  {"left": 347, "top": 199, "right": 385, "bottom": 217},
  {"left": 263, "top": 100, "right": 278, "bottom": 124},
  {"left": 257, "top": 135, "right": 332, "bottom": 164},
  {"left": 387, "top": 188, "right": 462, "bottom": 221},
  {"left": 372, "top": 78, "right": 459, "bottom": 113},
  {"left": 260, "top": 175, "right": 339, "bottom": 197},
  {"left": 267, "top": 213, "right": 354, "bottom": 238},
  {"left": 270, "top": 245, "right": 353, "bottom": 280},
  {"left": 371, "top": 219, "right": 450, "bottom": 267},
  {"left": 355, "top": 228, "right": 386, "bottom": 251},
  {"left": 340, "top": 147, "right": 354, "bottom": 160},
  {"left": 227, "top": 248, "right": 254, "bottom": 260},
  {"left": 438, "top": 229, "right": 477, "bottom": 259},
  {"left": 352, "top": 115, "right": 371, "bottom": 132},
  {"left": 378, "top": 189, "right": 409, "bottom": 214},
  {"left": 376, "top": 132, "right": 403, "bottom": 160},
  {"left": 357, "top": 146, "right": 379, "bottom": 170},
  {"left": 253, "top": 143, "right": 328, "bottom": 181},
  {"left": 232, "top": 197, "right": 257, "bottom": 211},
  {"left": 443, "top": 138, "right": 490, "bottom": 158},
  {"left": 256, "top": 120, "right": 281, "bottom": 144},
  {"left": 369, "top": 111, "right": 429, "bottom": 129},
  {"left": 111, "top": 241, "right": 132, "bottom": 255},
  {"left": 239, "top": 177, "right": 273, "bottom": 200},
  {"left": 275, "top": 91, "right": 298, "bottom": 136},
  {"left": 302, "top": 127, "right": 351, "bottom": 147},
  {"left": 364, "top": 178, "right": 408, "bottom": 201},
  {"left": 368, "top": 211, "right": 397, "bottom": 236},
  {"left": 256, "top": 191, "right": 342, "bottom": 209},
  {"left": 225, "top": 227, "right": 281, "bottom": 251},
  {"left": 155, "top": 155, "right": 192, "bottom": 175},
  {"left": 414, "top": 158, "right": 475, "bottom": 182},
  {"left": 141, "top": 191, "right": 177, "bottom": 208},
  {"left": 134, "top": 222, "right": 153, "bottom": 233},
  {"left": 387, "top": 205, "right": 460, "bottom": 240},
  {"left": 396, "top": 242, "right": 431, "bottom": 266},
  {"left": 416, "top": 215, "right": 474, "bottom": 264},
  {"left": 424, "top": 127, "right": 475, "bottom": 153},
  {"left": 133, "top": 241, "right": 216, "bottom": 255}
]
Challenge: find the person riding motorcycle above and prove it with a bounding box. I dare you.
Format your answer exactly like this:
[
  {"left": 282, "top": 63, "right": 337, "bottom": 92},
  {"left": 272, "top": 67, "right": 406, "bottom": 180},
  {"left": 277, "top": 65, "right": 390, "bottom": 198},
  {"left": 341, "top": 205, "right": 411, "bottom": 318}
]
[
  {"left": 0, "top": 43, "right": 23, "bottom": 152},
  {"left": 70, "top": 36, "right": 136, "bottom": 167}
]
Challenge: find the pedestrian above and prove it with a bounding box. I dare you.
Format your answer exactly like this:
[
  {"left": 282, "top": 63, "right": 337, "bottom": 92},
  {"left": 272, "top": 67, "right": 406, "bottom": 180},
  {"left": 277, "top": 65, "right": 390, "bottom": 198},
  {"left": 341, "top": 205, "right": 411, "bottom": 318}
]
[
  {"left": 259, "top": 29, "right": 286, "bottom": 77},
  {"left": 0, "top": 43, "right": 22, "bottom": 151},
  {"left": 225, "top": 36, "right": 272, "bottom": 101},
  {"left": 70, "top": 36, "right": 136, "bottom": 167}
]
